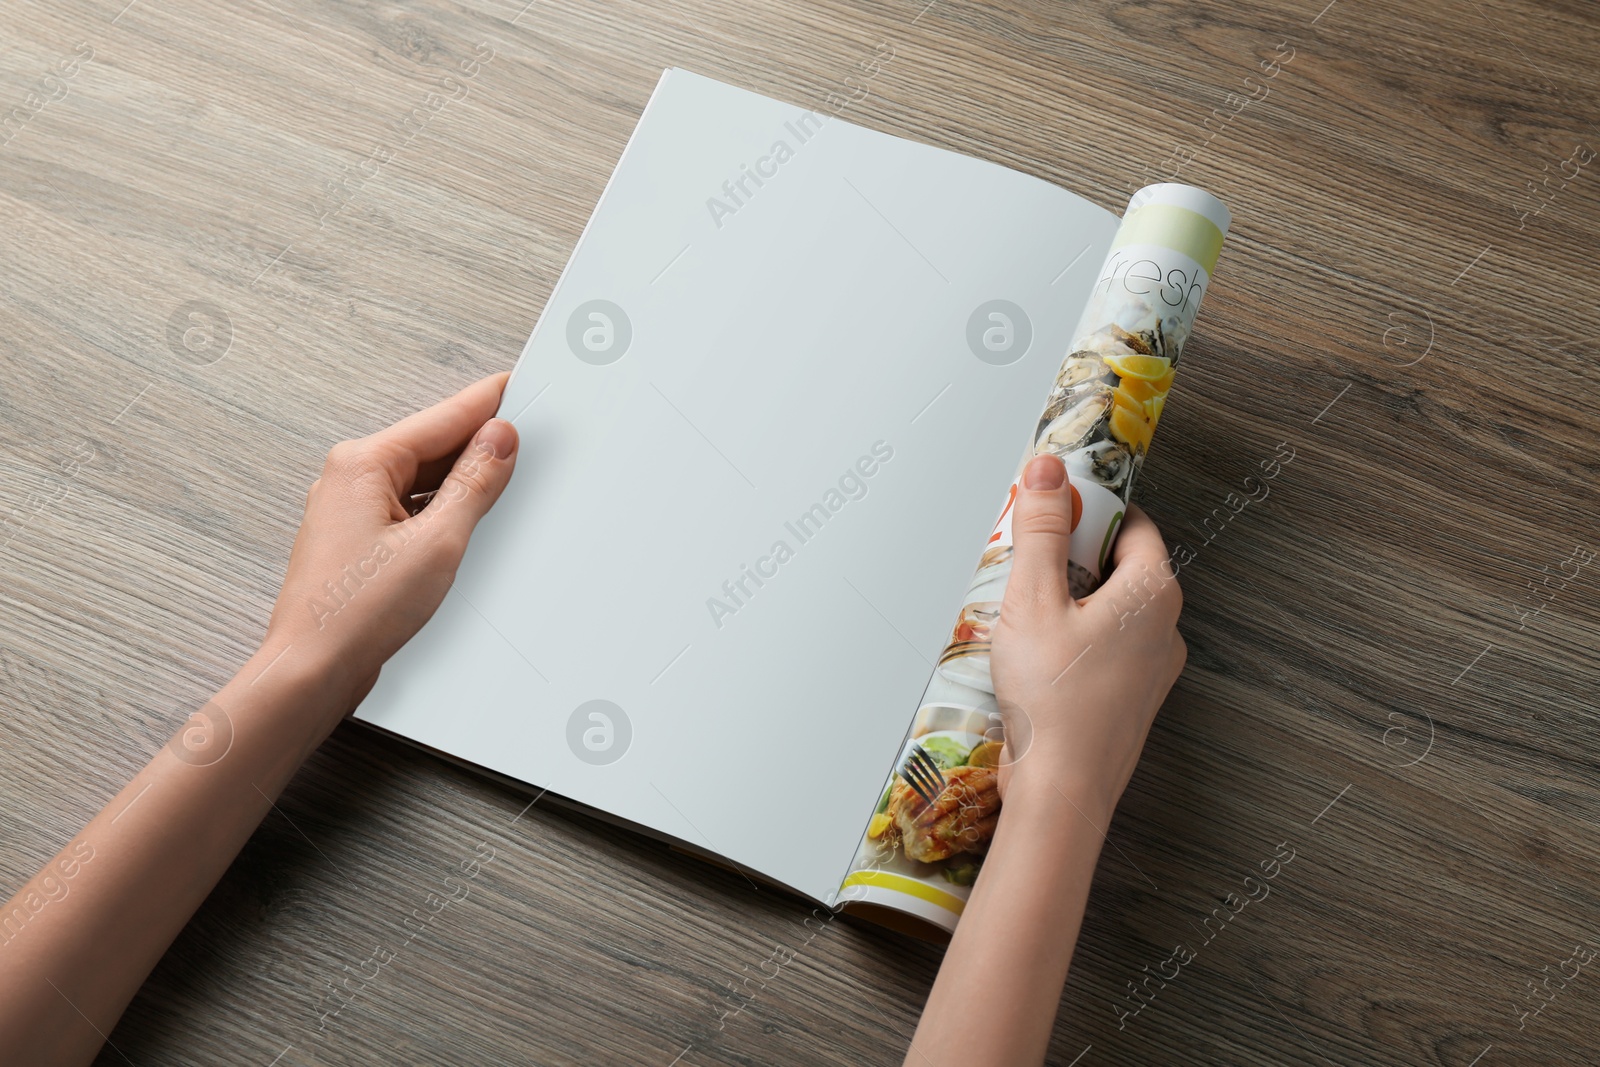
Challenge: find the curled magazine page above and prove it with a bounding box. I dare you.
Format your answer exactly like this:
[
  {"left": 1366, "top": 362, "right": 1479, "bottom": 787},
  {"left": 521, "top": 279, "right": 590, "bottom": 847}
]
[
  {"left": 837, "top": 686, "right": 1004, "bottom": 936},
  {"left": 837, "top": 184, "right": 1230, "bottom": 936}
]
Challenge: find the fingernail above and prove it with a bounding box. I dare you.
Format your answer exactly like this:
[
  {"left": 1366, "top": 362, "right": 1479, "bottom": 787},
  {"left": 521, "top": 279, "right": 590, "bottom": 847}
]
[
  {"left": 1023, "top": 453, "right": 1065, "bottom": 490},
  {"left": 474, "top": 418, "right": 518, "bottom": 461}
]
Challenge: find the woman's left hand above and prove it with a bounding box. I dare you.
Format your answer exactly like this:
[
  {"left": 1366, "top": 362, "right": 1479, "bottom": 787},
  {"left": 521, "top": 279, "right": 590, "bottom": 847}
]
[{"left": 264, "top": 372, "right": 520, "bottom": 715}]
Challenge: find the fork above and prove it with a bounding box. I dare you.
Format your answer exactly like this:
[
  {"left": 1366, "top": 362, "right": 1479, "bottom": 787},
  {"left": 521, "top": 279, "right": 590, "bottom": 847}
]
[{"left": 899, "top": 743, "right": 947, "bottom": 808}]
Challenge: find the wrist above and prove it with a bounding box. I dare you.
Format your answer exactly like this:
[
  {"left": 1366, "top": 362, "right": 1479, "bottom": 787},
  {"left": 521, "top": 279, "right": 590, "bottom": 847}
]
[
  {"left": 154, "top": 642, "right": 352, "bottom": 788},
  {"left": 1002, "top": 763, "right": 1120, "bottom": 835},
  {"left": 263, "top": 605, "right": 388, "bottom": 708},
  {"left": 240, "top": 639, "right": 360, "bottom": 728}
]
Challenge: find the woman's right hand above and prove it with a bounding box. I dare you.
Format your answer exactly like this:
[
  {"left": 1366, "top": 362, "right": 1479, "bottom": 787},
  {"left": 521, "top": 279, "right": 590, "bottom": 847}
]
[
  {"left": 989, "top": 452, "right": 1187, "bottom": 827},
  {"left": 908, "top": 452, "right": 1186, "bottom": 1066}
]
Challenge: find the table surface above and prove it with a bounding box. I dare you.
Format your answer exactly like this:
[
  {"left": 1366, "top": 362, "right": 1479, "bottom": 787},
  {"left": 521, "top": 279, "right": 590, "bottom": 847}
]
[{"left": 3, "top": 0, "right": 1599, "bottom": 1064}]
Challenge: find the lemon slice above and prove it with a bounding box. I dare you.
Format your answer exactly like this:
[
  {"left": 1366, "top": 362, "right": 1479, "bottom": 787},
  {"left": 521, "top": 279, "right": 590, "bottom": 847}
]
[
  {"left": 1118, "top": 378, "right": 1162, "bottom": 403},
  {"left": 1104, "top": 353, "right": 1173, "bottom": 381},
  {"left": 1109, "top": 403, "right": 1151, "bottom": 452},
  {"left": 1112, "top": 386, "right": 1146, "bottom": 415},
  {"left": 967, "top": 740, "right": 1004, "bottom": 768},
  {"left": 868, "top": 813, "right": 892, "bottom": 839}
]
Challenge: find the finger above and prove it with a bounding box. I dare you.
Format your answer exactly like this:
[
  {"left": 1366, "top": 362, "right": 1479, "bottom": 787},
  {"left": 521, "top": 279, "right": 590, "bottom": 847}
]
[
  {"left": 1109, "top": 503, "right": 1168, "bottom": 573},
  {"left": 1091, "top": 503, "right": 1181, "bottom": 622},
  {"left": 368, "top": 372, "right": 511, "bottom": 495},
  {"left": 409, "top": 417, "right": 519, "bottom": 553},
  {"left": 1000, "top": 453, "right": 1078, "bottom": 623}
]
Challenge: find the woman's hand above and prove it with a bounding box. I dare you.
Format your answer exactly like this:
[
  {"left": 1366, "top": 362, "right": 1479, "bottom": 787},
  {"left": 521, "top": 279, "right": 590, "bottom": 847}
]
[
  {"left": 0, "top": 373, "right": 521, "bottom": 1067},
  {"left": 907, "top": 452, "right": 1185, "bottom": 1066},
  {"left": 265, "top": 372, "right": 520, "bottom": 715},
  {"left": 991, "top": 452, "right": 1186, "bottom": 826}
]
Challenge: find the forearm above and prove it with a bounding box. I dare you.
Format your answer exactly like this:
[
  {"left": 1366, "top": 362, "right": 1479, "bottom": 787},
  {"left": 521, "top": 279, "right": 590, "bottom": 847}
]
[
  {"left": 0, "top": 642, "right": 346, "bottom": 1065},
  {"left": 907, "top": 776, "right": 1108, "bottom": 1067},
  {"left": 0, "top": 376, "right": 515, "bottom": 1065}
]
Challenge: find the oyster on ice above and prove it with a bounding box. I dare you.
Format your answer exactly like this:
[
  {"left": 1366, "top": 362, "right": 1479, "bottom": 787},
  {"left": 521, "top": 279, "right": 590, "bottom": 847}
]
[
  {"left": 1036, "top": 354, "right": 1111, "bottom": 429},
  {"left": 1075, "top": 320, "right": 1168, "bottom": 361},
  {"left": 1065, "top": 439, "right": 1134, "bottom": 492},
  {"left": 1035, "top": 386, "right": 1112, "bottom": 456},
  {"left": 1057, "top": 353, "right": 1111, "bottom": 389},
  {"left": 1126, "top": 320, "right": 1167, "bottom": 359}
]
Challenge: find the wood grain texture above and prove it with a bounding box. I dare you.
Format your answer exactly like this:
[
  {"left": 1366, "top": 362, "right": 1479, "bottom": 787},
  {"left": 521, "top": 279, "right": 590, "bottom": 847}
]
[{"left": 2, "top": 0, "right": 1598, "bottom": 1063}]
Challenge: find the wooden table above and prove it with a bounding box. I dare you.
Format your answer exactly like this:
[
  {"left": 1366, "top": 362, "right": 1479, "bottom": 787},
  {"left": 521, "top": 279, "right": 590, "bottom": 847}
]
[{"left": 3, "top": 0, "right": 1598, "bottom": 1063}]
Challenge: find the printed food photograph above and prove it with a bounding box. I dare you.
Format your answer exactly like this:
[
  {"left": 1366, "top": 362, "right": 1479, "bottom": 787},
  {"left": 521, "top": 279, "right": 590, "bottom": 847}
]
[
  {"left": 935, "top": 600, "right": 1000, "bottom": 692},
  {"left": 1039, "top": 322, "right": 1173, "bottom": 496},
  {"left": 1035, "top": 314, "right": 1184, "bottom": 597},
  {"left": 863, "top": 705, "right": 1005, "bottom": 889}
]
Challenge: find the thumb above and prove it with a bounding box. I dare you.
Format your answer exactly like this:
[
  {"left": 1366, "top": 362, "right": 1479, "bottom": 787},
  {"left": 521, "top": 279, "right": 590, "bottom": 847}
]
[
  {"left": 423, "top": 417, "right": 519, "bottom": 546},
  {"left": 1001, "top": 453, "right": 1079, "bottom": 622}
]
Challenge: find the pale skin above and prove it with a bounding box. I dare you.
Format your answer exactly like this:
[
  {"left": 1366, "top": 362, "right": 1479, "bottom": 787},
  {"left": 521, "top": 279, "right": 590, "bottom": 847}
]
[
  {"left": 906, "top": 452, "right": 1186, "bottom": 1066},
  {"left": 0, "top": 373, "right": 522, "bottom": 1064},
  {"left": 0, "top": 378, "right": 1184, "bottom": 1067}
]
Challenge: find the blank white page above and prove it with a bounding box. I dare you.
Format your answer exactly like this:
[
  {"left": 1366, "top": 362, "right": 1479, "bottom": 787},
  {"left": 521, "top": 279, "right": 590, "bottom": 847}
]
[{"left": 356, "top": 69, "right": 1117, "bottom": 904}]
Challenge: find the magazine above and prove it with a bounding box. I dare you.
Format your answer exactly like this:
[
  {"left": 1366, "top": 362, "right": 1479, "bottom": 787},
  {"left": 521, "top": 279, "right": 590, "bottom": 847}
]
[
  {"left": 838, "top": 182, "right": 1229, "bottom": 931},
  {"left": 354, "top": 68, "right": 1229, "bottom": 939}
]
